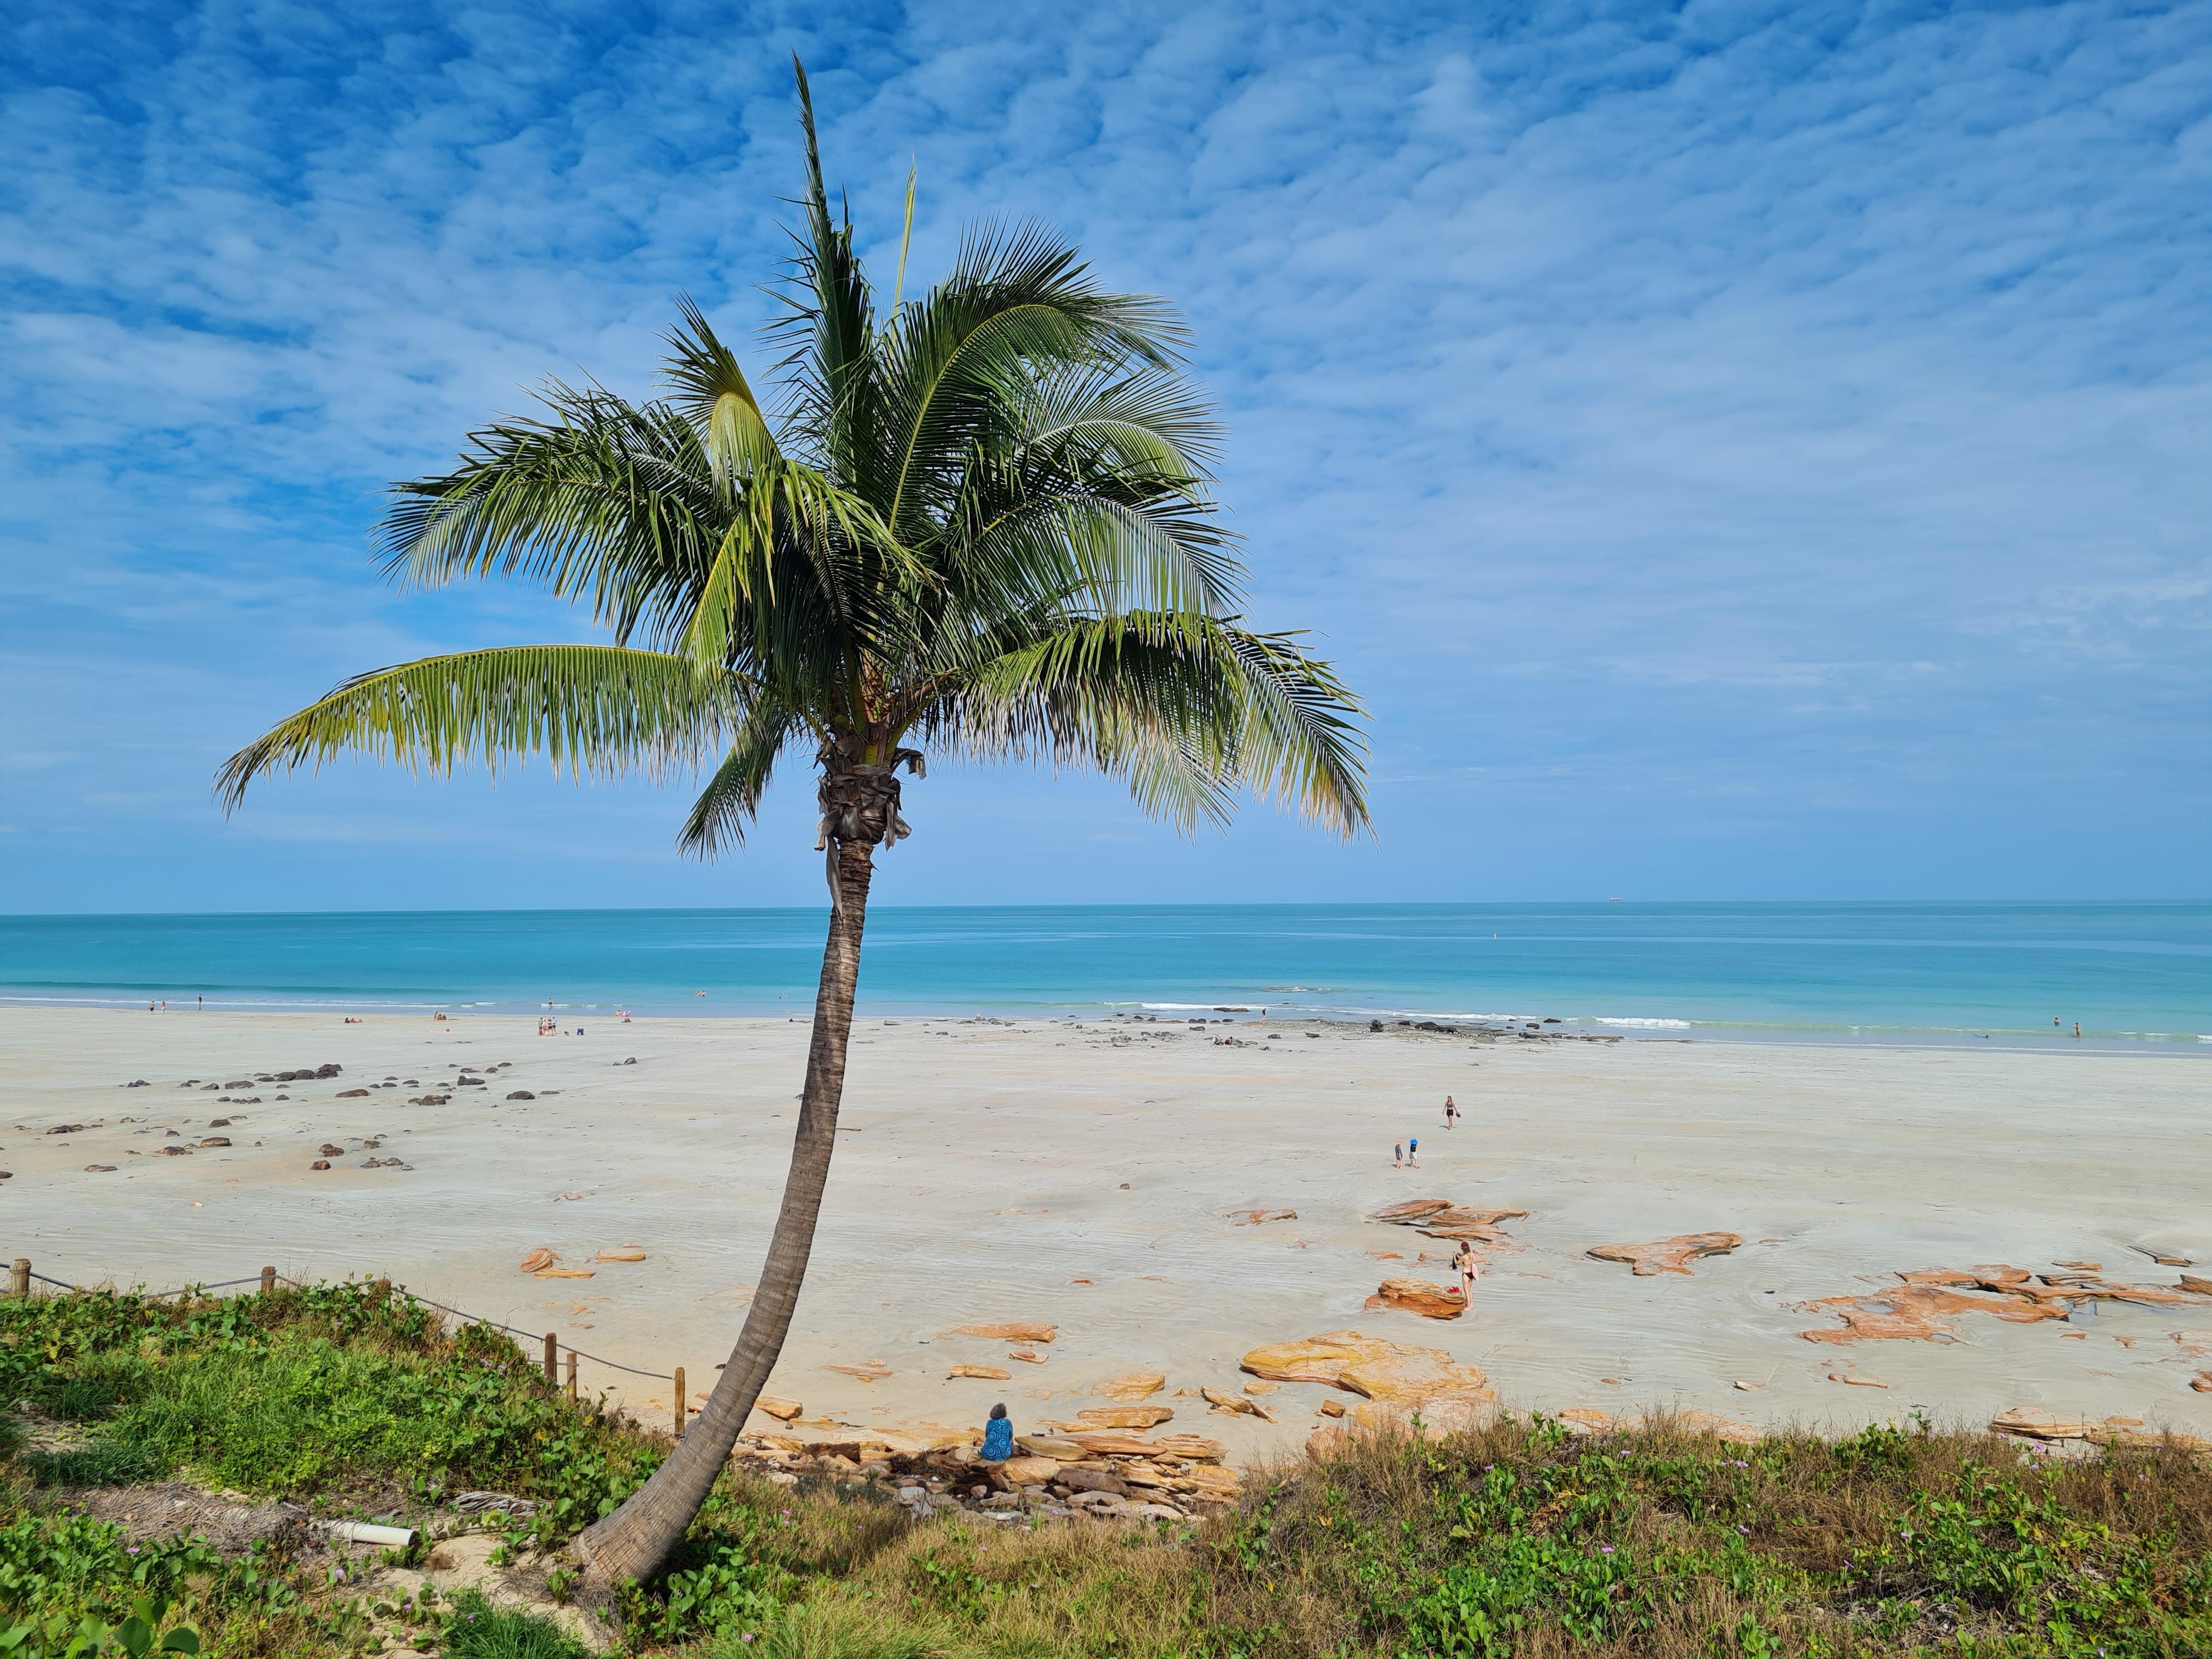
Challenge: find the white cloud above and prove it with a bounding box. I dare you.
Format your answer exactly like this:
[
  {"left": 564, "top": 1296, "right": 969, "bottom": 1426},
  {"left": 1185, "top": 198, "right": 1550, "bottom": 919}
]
[{"left": 1, "top": 0, "right": 2205, "bottom": 907}]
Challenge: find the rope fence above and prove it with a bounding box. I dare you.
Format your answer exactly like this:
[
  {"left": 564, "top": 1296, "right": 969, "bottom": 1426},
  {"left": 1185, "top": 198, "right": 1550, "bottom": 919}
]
[{"left": 3, "top": 1255, "right": 704, "bottom": 1434}]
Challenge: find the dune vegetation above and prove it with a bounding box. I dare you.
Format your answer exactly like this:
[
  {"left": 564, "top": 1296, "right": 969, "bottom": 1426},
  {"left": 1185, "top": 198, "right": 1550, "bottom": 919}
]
[{"left": 2, "top": 1282, "right": 2207, "bottom": 1657}]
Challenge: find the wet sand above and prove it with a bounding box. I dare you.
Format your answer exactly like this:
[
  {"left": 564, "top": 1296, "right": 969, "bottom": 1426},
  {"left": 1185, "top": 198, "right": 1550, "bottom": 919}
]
[{"left": 6, "top": 1006, "right": 2208, "bottom": 1459}]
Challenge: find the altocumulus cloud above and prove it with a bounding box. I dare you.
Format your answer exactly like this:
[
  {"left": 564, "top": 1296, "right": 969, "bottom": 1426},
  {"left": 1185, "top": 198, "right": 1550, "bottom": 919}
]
[{"left": 1, "top": 0, "right": 2205, "bottom": 910}]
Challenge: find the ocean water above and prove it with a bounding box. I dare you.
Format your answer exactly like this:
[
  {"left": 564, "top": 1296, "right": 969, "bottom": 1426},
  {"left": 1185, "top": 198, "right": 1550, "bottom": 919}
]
[{"left": 1, "top": 902, "right": 2205, "bottom": 1049}]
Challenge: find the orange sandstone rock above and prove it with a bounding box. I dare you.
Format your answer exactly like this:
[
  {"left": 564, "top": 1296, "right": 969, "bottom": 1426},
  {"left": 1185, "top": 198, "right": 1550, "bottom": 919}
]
[
  {"left": 1368, "top": 1199, "right": 1454, "bottom": 1224},
  {"left": 753, "top": 1396, "right": 803, "bottom": 1421},
  {"left": 1151, "top": 1434, "right": 1227, "bottom": 1463},
  {"left": 1076, "top": 1404, "right": 1174, "bottom": 1429},
  {"left": 955, "top": 1322, "right": 1057, "bottom": 1343},
  {"left": 1241, "top": 1331, "right": 1493, "bottom": 1417},
  {"left": 1096, "top": 1372, "right": 1166, "bottom": 1402},
  {"left": 1241, "top": 1331, "right": 1393, "bottom": 1386},
  {"left": 1420, "top": 1205, "right": 1528, "bottom": 1231},
  {"left": 1798, "top": 1285, "right": 2067, "bottom": 1344},
  {"left": 1588, "top": 1233, "right": 1743, "bottom": 1276},
  {"left": 517, "top": 1247, "right": 558, "bottom": 1273},
  {"left": 1228, "top": 1208, "right": 1298, "bottom": 1225},
  {"left": 1365, "top": 1277, "right": 1469, "bottom": 1319},
  {"left": 1201, "top": 1386, "right": 1271, "bottom": 1419},
  {"left": 825, "top": 1361, "right": 891, "bottom": 1382},
  {"left": 949, "top": 1364, "right": 1012, "bottom": 1381}
]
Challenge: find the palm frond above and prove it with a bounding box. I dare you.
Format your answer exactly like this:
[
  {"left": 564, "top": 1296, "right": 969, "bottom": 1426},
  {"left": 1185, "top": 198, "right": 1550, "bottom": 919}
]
[
  {"left": 662, "top": 297, "right": 781, "bottom": 498},
  {"left": 215, "top": 646, "right": 736, "bottom": 810},
  {"left": 377, "top": 389, "right": 720, "bottom": 649},
  {"left": 676, "top": 699, "right": 799, "bottom": 858},
  {"left": 909, "top": 613, "right": 1368, "bottom": 838}
]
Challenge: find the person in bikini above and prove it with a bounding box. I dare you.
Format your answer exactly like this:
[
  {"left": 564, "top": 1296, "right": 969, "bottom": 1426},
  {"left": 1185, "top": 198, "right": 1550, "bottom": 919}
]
[
  {"left": 1443, "top": 1096, "right": 1459, "bottom": 1128},
  {"left": 1453, "top": 1240, "right": 1480, "bottom": 1302}
]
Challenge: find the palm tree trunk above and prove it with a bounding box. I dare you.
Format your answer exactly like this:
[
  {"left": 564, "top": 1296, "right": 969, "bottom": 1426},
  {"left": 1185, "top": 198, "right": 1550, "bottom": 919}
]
[{"left": 576, "top": 836, "right": 876, "bottom": 1587}]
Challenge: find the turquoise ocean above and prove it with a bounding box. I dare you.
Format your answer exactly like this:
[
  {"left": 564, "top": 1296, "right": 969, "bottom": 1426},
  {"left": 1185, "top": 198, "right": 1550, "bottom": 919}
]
[{"left": 1, "top": 903, "right": 2205, "bottom": 1050}]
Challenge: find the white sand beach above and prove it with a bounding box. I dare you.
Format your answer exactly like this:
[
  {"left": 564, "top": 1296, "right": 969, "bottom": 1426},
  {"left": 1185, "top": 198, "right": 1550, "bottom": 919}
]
[{"left": 6, "top": 1006, "right": 2208, "bottom": 1458}]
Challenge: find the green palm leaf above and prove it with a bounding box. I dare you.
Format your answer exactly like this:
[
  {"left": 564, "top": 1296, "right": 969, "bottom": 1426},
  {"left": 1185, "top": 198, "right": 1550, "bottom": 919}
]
[{"left": 215, "top": 646, "right": 735, "bottom": 810}]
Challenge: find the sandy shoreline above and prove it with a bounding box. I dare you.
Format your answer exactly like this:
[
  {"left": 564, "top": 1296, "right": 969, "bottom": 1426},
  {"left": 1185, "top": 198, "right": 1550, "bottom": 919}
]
[{"left": 6, "top": 1006, "right": 2208, "bottom": 1459}]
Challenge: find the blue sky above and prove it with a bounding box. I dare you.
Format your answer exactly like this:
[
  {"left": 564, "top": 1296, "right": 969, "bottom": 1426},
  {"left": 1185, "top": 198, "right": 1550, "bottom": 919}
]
[{"left": 3, "top": 0, "right": 2206, "bottom": 912}]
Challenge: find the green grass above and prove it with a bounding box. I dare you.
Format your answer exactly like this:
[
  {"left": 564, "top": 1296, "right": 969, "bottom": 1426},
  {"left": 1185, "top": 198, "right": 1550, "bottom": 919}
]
[
  {"left": 441, "top": 1588, "right": 593, "bottom": 1659},
  {"left": 3, "top": 1284, "right": 2208, "bottom": 1657}
]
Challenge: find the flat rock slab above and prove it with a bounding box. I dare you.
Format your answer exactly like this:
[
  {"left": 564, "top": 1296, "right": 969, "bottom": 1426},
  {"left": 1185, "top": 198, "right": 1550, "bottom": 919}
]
[
  {"left": 1991, "top": 1407, "right": 2209, "bottom": 1453},
  {"left": 954, "top": 1322, "right": 1057, "bottom": 1344},
  {"left": 1369, "top": 1199, "right": 1527, "bottom": 1231},
  {"left": 1201, "top": 1386, "right": 1271, "bottom": 1419},
  {"left": 1800, "top": 1264, "right": 2211, "bottom": 1344},
  {"left": 1588, "top": 1232, "right": 1743, "bottom": 1276},
  {"left": 1365, "top": 1277, "right": 1468, "bottom": 1319},
  {"left": 1799, "top": 1285, "right": 2067, "bottom": 1343},
  {"left": 1096, "top": 1372, "right": 1165, "bottom": 1402},
  {"left": 1240, "top": 1329, "right": 1494, "bottom": 1418},
  {"left": 1076, "top": 1404, "right": 1174, "bottom": 1429},
  {"left": 1228, "top": 1209, "right": 1298, "bottom": 1225}
]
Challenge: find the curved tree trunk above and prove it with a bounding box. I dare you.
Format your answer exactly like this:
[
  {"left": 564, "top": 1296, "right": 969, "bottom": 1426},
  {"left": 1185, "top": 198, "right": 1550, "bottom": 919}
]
[{"left": 577, "top": 834, "right": 876, "bottom": 1587}]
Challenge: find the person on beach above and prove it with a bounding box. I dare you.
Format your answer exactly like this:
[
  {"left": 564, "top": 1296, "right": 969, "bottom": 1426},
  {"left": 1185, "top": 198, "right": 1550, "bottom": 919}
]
[
  {"left": 1453, "top": 1240, "right": 1480, "bottom": 1302},
  {"left": 1393, "top": 1141, "right": 1404, "bottom": 1168},
  {"left": 980, "top": 1402, "right": 1014, "bottom": 1463},
  {"left": 1443, "top": 1096, "right": 1458, "bottom": 1129},
  {"left": 1408, "top": 1135, "right": 1419, "bottom": 1167}
]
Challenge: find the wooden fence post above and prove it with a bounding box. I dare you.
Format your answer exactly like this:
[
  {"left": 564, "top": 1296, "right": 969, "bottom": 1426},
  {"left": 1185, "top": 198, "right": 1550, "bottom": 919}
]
[
  {"left": 8, "top": 1260, "right": 27, "bottom": 1299},
  {"left": 566, "top": 1350, "right": 578, "bottom": 1400},
  {"left": 259, "top": 1266, "right": 276, "bottom": 1295},
  {"left": 673, "top": 1367, "right": 686, "bottom": 1438},
  {"left": 543, "top": 1332, "right": 558, "bottom": 1385}
]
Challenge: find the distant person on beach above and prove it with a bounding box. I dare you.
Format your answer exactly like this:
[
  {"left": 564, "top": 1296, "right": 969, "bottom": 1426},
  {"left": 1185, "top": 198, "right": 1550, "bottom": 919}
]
[
  {"left": 980, "top": 1402, "right": 1013, "bottom": 1463},
  {"left": 1393, "top": 1141, "right": 1404, "bottom": 1168},
  {"left": 1443, "top": 1096, "right": 1458, "bottom": 1129},
  {"left": 1453, "top": 1241, "right": 1479, "bottom": 1302},
  {"left": 2074, "top": 1022, "right": 2081, "bottom": 1040},
  {"left": 1408, "top": 1136, "right": 1419, "bottom": 1167}
]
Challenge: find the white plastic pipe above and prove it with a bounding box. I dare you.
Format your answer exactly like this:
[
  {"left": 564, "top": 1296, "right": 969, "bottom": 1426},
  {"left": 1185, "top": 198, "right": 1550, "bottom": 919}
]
[{"left": 319, "top": 1521, "right": 415, "bottom": 1548}]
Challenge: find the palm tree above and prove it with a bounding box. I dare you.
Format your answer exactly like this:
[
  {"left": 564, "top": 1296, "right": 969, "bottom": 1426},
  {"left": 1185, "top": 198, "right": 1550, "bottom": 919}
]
[{"left": 217, "top": 61, "right": 1367, "bottom": 1588}]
